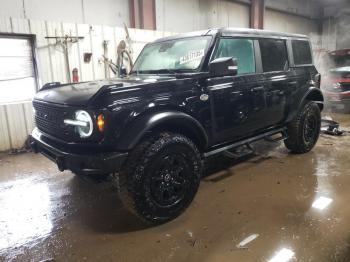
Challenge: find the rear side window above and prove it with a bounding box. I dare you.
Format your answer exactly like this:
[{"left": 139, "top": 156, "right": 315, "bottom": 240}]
[
  {"left": 292, "top": 40, "right": 312, "bottom": 65},
  {"left": 259, "top": 39, "right": 288, "bottom": 72},
  {"left": 214, "top": 38, "right": 255, "bottom": 75}
]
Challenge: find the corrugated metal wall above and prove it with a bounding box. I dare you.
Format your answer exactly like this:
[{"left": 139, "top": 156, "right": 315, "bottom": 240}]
[{"left": 0, "top": 17, "right": 174, "bottom": 152}]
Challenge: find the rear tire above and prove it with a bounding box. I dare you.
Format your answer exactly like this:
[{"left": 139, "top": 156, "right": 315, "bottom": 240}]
[
  {"left": 116, "top": 132, "right": 202, "bottom": 224},
  {"left": 284, "top": 101, "right": 321, "bottom": 154}
]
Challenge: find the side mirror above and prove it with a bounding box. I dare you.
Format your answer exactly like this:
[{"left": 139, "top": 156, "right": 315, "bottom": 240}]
[{"left": 209, "top": 57, "right": 238, "bottom": 77}]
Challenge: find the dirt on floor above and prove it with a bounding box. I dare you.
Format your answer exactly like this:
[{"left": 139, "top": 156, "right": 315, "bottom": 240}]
[{"left": 0, "top": 113, "right": 350, "bottom": 262}]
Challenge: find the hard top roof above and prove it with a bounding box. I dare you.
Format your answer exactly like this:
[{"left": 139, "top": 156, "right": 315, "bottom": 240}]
[{"left": 153, "top": 27, "right": 309, "bottom": 43}]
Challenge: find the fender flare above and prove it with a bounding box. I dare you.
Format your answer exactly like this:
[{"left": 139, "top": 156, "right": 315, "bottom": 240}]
[
  {"left": 117, "top": 111, "right": 209, "bottom": 151},
  {"left": 287, "top": 87, "right": 324, "bottom": 123},
  {"left": 298, "top": 87, "right": 324, "bottom": 111}
]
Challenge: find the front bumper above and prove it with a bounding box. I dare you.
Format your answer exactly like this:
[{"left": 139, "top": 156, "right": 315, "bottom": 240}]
[{"left": 30, "top": 128, "right": 128, "bottom": 175}]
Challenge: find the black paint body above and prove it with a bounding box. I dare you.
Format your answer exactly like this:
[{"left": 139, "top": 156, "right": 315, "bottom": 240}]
[{"left": 31, "top": 28, "right": 324, "bottom": 175}]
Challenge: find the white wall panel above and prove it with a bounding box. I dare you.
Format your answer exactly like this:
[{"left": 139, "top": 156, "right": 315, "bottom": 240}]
[
  {"left": 3, "top": 103, "right": 30, "bottom": 149},
  {"left": 62, "top": 22, "right": 82, "bottom": 82},
  {"left": 102, "top": 25, "right": 117, "bottom": 79},
  {"left": 0, "top": 0, "right": 23, "bottom": 19},
  {"left": 0, "top": 106, "right": 11, "bottom": 151},
  {"left": 30, "top": 19, "right": 54, "bottom": 86},
  {"left": 46, "top": 21, "right": 67, "bottom": 83},
  {"left": 10, "top": 17, "right": 30, "bottom": 34},
  {"left": 0, "top": 102, "right": 34, "bottom": 151},
  {"left": 89, "top": 25, "right": 105, "bottom": 80},
  {"left": 0, "top": 17, "right": 12, "bottom": 33},
  {"left": 23, "top": 102, "right": 35, "bottom": 134},
  {"left": 76, "top": 23, "right": 95, "bottom": 82}
]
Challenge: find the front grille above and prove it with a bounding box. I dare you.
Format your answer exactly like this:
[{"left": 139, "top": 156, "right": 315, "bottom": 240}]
[{"left": 33, "top": 100, "right": 75, "bottom": 141}]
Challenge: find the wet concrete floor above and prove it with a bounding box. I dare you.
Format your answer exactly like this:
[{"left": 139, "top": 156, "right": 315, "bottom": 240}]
[{"left": 0, "top": 113, "right": 350, "bottom": 262}]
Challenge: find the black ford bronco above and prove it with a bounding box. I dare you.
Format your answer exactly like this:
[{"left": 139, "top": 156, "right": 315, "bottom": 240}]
[{"left": 31, "top": 28, "right": 323, "bottom": 223}]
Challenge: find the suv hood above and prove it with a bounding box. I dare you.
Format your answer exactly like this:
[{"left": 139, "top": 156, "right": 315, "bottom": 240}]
[{"left": 34, "top": 75, "right": 178, "bottom": 106}]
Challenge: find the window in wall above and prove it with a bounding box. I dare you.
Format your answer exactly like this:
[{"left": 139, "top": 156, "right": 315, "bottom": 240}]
[
  {"left": 292, "top": 40, "right": 312, "bottom": 65},
  {"left": 259, "top": 39, "right": 289, "bottom": 72},
  {"left": 214, "top": 38, "right": 255, "bottom": 75},
  {"left": 0, "top": 36, "right": 37, "bottom": 104}
]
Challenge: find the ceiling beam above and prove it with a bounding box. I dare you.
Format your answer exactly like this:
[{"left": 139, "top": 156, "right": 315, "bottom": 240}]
[
  {"left": 250, "top": 0, "right": 265, "bottom": 29},
  {"left": 129, "top": 0, "right": 156, "bottom": 30}
]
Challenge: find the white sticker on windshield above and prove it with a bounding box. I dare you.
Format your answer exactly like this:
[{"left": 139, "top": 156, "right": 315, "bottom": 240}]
[{"left": 179, "top": 49, "right": 205, "bottom": 65}]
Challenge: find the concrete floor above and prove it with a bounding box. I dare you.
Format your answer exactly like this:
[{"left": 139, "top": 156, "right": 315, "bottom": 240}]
[{"left": 0, "top": 113, "right": 350, "bottom": 262}]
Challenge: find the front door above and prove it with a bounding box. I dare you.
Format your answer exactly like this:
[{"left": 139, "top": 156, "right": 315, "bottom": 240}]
[{"left": 206, "top": 37, "right": 266, "bottom": 144}]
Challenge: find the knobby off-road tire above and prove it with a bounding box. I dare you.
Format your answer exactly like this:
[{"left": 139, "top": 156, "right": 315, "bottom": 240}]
[
  {"left": 116, "top": 132, "right": 202, "bottom": 224},
  {"left": 284, "top": 101, "right": 321, "bottom": 154}
]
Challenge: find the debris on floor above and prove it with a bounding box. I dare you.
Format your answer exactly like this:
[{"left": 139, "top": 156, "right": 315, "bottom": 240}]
[{"left": 321, "top": 117, "right": 349, "bottom": 136}]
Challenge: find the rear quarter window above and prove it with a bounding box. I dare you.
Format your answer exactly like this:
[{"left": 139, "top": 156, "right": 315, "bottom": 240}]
[{"left": 292, "top": 40, "right": 312, "bottom": 65}]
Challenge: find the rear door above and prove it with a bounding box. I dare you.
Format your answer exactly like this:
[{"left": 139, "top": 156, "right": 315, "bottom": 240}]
[
  {"left": 206, "top": 37, "right": 267, "bottom": 144},
  {"left": 258, "top": 38, "right": 290, "bottom": 127}
]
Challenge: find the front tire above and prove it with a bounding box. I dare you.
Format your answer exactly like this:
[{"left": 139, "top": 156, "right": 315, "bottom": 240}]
[
  {"left": 116, "top": 132, "right": 202, "bottom": 224},
  {"left": 284, "top": 101, "right": 321, "bottom": 154}
]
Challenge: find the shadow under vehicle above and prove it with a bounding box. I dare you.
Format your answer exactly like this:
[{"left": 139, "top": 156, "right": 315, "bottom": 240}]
[{"left": 30, "top": 28, "right": 324, "bottom": 224}]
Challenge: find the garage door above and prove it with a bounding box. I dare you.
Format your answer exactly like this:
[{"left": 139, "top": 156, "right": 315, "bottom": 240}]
[{"left": 0, "top": 36, "right": 37, "bottom": 104}]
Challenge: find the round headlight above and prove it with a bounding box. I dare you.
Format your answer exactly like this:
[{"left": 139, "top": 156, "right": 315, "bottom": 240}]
[{"left": 75, "top": 110, "right": 93, "bottom": 138}]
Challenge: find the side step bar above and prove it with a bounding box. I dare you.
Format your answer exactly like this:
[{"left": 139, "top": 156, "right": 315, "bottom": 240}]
[{"left": 204, "top": 127, "right": 287, "bottom": 158}]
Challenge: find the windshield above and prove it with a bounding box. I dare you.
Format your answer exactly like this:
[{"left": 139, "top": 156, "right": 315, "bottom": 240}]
[{"left": 131, "top": 36, "right": 211, "bottom": 74}]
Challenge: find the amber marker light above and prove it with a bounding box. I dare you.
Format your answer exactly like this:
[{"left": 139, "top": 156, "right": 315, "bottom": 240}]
[{"left": 97, "top": 114, "right": 105, "bottom": 132}]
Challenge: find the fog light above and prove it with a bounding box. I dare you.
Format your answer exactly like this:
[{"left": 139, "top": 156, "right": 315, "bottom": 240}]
[{"left": 97, "top": 114, "right": 105, "bottom": 132}]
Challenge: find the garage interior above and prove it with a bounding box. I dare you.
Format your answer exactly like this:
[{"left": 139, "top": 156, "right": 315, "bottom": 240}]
[{"left": 0, "top": 0, "right": 350, "bottom": 261}]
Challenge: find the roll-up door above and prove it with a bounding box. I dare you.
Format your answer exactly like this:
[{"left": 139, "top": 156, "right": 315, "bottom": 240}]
[{"left": 0, "top": 36, "right": 37, "bottom": 104}]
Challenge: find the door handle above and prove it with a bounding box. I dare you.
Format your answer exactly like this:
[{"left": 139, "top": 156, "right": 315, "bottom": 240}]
[{"left": 251, "top": 86, "right": 264, "bottom": 92}]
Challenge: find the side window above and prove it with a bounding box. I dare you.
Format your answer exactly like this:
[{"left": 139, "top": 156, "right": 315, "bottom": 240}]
[
  {"left": 214, "top": 38, "right": 255, "bottom": 75},
  {"left": 292, "top": 40, "right": 312, "bottom": 65},
  {"left": 259, "top": 39, "right": 288, "bottom": 72}
]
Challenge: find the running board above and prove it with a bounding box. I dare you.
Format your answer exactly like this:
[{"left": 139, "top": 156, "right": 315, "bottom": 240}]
[
  {"left": 204, "top": 127, "right": 286, "bottom": 158},
  {"left": 222, "top": 144, "right": 254, "bottom": 159},
  {"left": 264, "top": 130, "right": 288, "bottom": 142}
]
